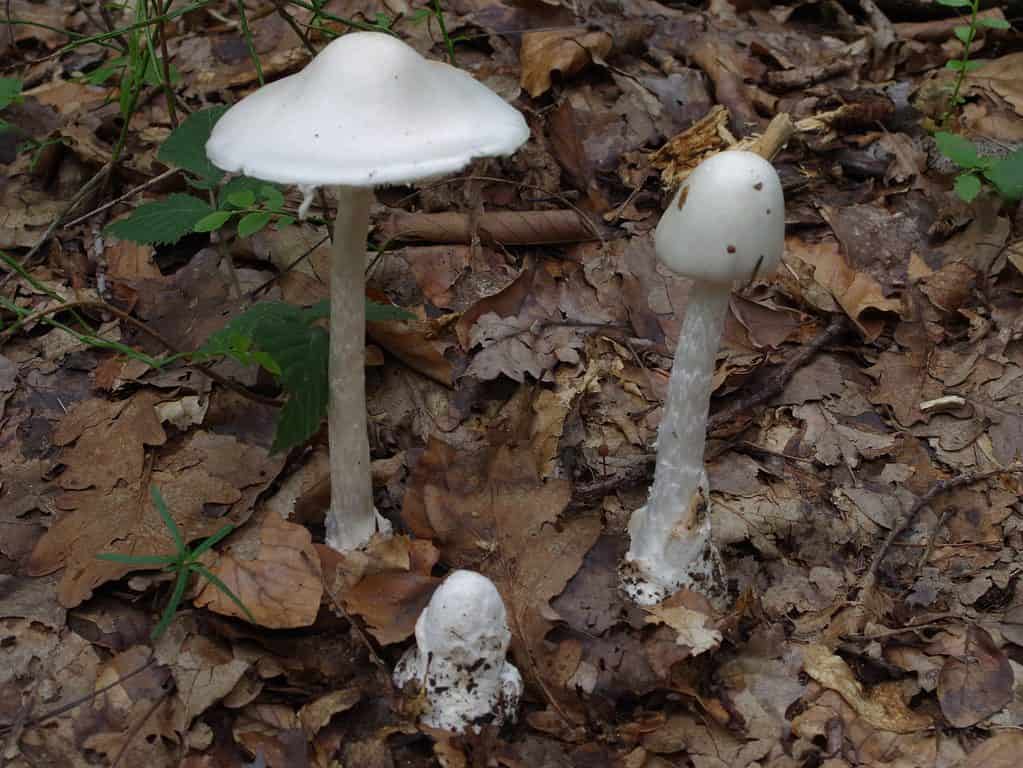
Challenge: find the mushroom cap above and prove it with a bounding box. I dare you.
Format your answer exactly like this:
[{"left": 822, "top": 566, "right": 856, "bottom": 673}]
[
  {"left": 653, "top": 151, "right": 785, "bottom": 284},
  {"left": 415, "top": 570, "right": 510, "bottom": 656},
  {"left": 205, "top": 32, "right": 529, "bottom": 187}
]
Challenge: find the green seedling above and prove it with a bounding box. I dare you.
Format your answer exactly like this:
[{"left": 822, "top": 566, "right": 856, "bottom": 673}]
[
  {"left": 933, "top": 0, "right": 1018, "bottom": 203},
  {"left": 0, "top": 78, "right": 24, "bottom": 131},
  {"left": 97, "top": 485, "right": 254, "bottom": 640}
]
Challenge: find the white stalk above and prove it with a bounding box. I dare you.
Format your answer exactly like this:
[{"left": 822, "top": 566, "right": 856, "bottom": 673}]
[
  {"left": 622, "top": 282, "right": 729, "bottom": 605},
  {"left": 325, "top": 186, "right": 379, "bottom": 553}
]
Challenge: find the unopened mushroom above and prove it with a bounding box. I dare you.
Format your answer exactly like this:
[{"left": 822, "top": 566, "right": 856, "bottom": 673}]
[
  {"left": 621, "top": 150, "right": 785, "bottom": 606},
  {"left": 206, "top": 32, "right": 529, "bottom": 552},
  {"left": 394, "top": 570, "right": 522, "bottom": 733}
]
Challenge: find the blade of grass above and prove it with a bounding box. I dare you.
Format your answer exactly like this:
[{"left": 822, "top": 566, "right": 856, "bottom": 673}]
[
  {"left": 191, "top": 564, "right": 257, "bottom": 623},
  {"left": 151, "top": 485, "right": 185, "bottom": 553},
  {"left": 188, "top": 524, "right": 236, "bottom": 560},
  {"left": 152, "top": 568, "right": 190, "bottom": 639},
  {"left": 96, "top": 552, "right": 177, "bottom": 565}
]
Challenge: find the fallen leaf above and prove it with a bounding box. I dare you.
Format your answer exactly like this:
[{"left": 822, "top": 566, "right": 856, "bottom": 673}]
[
  {"left": 802, "top": 643, "right": 932, "bottom": 733},
  {"left": 520, "top": 28, "right": 612, "bottom": 98},
  {"left": 644, "top": 591, "right": 722, "bottom": 657},
  {"left": 937, "top": 625, "right": 1014, "bottom": 728}
]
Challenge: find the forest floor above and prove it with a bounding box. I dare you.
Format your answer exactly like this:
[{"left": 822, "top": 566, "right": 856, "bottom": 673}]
[{"left": 2, "top": 0, "right": 1023, "bottom": 766}]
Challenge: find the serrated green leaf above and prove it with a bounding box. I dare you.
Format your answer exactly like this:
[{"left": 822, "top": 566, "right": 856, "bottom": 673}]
[
  {"left": 276, "top": 215, "right": 295, "bottom": 229},
  {"left": 0, "top": 78, "right": 23, "bottom": 110},
  {"left": 237, "top": 211, "right": 272, "bottom": 237},
  {"left": 105, "top": 194, "right": 214, "bottom": 245},
  {"left": 227, "top": 189, "right": 256, "bottom": 208},
  {"left": 157, "top": 106, "right": 227, "bottom": 186},
  {"left": 935, "top": 0, "right": 970, "bottom": 6},
  {"left": 218, "top": 176, "right": 265, "bottom": 208},
  {"left": 935, "top": 132, "right": 983, "bottom": 169},
  {"left": 194, "top": 210, "right": 234, "bottom": 232},
  {"left": 954, "top": 173, "right": 982, "bottom": 202},
  {"left": 196, "top": 301, "right": 307, "bottom": 361},
  {"left": 954, "top": 25, "right": 972, "bottom": 44},
  {"left": 262, "top": 324, "right": 329, "bottom": 454},
  {"left": 985, "top": 149, "right": 1023, "bottom": 201}
]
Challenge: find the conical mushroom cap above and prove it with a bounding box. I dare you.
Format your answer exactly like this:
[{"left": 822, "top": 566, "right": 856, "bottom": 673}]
[
  {"left": 654, "top": 151, "right": 785, "bottom": 285},
  {"left": 206, "top": 32, "right": 529, "bottom": 187}
]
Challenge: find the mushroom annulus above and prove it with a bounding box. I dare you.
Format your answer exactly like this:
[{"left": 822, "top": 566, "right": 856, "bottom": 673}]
[
  {"left": 393, "top": 569, "right": 522, "bottom": 732},
  {"left": 206, "top": 32, "right": 529, "bottom": 552},
  {"left": 621, "top": 150, "right": 785, "bottom": 606}
]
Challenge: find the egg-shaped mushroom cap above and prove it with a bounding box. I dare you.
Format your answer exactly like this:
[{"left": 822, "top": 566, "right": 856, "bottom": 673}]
[
  {"left": 415, "top": 570, "right": 510, "bottom": 655},
  {"left": 653, "top": 151, "right": 785, "bottom": 285},
  {"left": 205, "top": 32, "right": 529, "bottom": 187}
]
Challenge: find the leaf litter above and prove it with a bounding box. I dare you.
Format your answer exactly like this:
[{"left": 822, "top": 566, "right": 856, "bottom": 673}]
[{"left": 2, "top": 0, "right": 1023, "bottom": 766}]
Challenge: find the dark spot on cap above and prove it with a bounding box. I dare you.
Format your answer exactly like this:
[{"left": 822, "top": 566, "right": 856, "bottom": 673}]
[
  {"left": 726, "top": 245, "right": 736, "bottom": 253},
  {"left": 766, "top": 209, "right": 772, "bottom": 214},
  {"left": 754, "top": 182, "right": 763, "bottom": 190},
  {"left": 676, "top": 185, "right": 690, "bottom": 210}
]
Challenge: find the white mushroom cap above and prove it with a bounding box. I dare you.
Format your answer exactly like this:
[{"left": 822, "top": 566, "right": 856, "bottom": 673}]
[
  {"left": 393, "top": 570, "right": 522, "bottom": 733},
  {"left": 653, "top": 151, "right": 785, "bottom": 284},
  {"left": 205, "top": 32, "right": 529, "bottom": 187}
]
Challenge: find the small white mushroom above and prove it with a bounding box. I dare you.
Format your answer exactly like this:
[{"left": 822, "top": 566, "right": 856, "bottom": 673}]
[
  {"left": 393, "top": 570, "right": 522, "bottom": 733},
  {"left": 206, "top": 33, "right": 529, "bottom": 553},
  {"left": 622, "top": 150, "right": 785, "bottom": 606}
]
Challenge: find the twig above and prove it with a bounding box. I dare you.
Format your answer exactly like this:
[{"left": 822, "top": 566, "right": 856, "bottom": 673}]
[
  {"left": 0, "top": 164, "right": 112, "bottom": 289},
  {"left": 0, "top": 299, "right": 282, "bottom": 407},
  {"left": 860, "top": 463, "right": 1023, "bottom": 594},
  {"left": 63, "top": 167, "right": 180, "bottom": 229},
  {"left": 708, "top": 315, "right": 847, "bottom": 432},
  {"left": 319, "top": 572, "right": 388, "bottom": 672},
  {"left": 0, "top": 656, "right": 157, "bottom": 736}
]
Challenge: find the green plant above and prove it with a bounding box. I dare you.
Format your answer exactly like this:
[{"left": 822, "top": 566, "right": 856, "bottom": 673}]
[
  {"left": 934, "top": 132, "right": 1023, "bottom": 202},
  {"left": 97, "top": 485, "right": 254, "bottom": 639},
  {"left": 937, "top": 0, "right": 1009, "bottom": 123},
  {"left": 933, "top": 0, "right": 1019, "bottom": 202},
  {"left": 0, "top": 78, "right": 24, "bottom": 131}
]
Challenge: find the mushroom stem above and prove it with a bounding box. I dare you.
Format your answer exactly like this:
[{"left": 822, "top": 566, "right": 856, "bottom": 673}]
[
  {"left": 325, "top": 185, "right": 377, "bottom": 553},
  {"left": 623, "top": 281, "right": 729, "bottom": 605}
]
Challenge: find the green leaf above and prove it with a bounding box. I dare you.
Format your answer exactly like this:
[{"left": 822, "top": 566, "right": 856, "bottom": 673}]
[
  {"left": 188, "top": 524, "right": 235, "bottom": 560},
  {"left": 96, "top": 552, "right": 177, "bottom": 566},
  {"left": 152, "top": 485, "right": 185, "bottom": 553},
  {"left": 275, "top": 215, "right": 295, "bottom": 229},
  {"left": 219, "top": 176, "right": 265, "bottom": 207},
  {"left": 976, "top": 16, "right": 1010, "bottom": 29},
  {"left": 265, "top": 325, "right": 329, "bottom": 454},
  {"left": 366, "top": 299, "right": 415, "bottom": 322},
  {"left": 945, "top": 59, "right": 967, "bottom": 71},
  {"left": 83, "top": 57, "right": 126, "bottom": 86},
  {"left": 157, "top": 106, "right": 228, "bottom": 187},
  {"left": 106, "top": 194, "right": 214, "bottom": 245},
  {"left": 194, "top": 210, "right": 234, "bottom": 232},
  {"left": 954, "top": 173, "right": 982, "bottom": 202},
  {"left": 934, "top": 132, "right": 983, "bottom": 169},
  {"left": 954, "top": 25, "right": 972, "bottom": 44},
  {"left": 935, "top": 0, "right": 971, "bottom": 6},
  {"left": 260, "top": 185, "right": 284, "bottom": 210},
  {"left": 152, "top": 568, "right": 190, "bottom": 640},
  {"left": 0, "top": 78, "right": 23, "bottom": 110},
  {"left": 237, "top": 211, "right": 272, "bottom": 237},
  {"left": 964, "top": 60, "right": 984, "bottom": 71},
  {"left": 197, "top": 301, "right": 307, "bottom": 360},
  {"left": 227, "top": 189, "right": 256, "bottom": 208},
  {"left": 985, "top": 149, "right": 1023, "bottom": 201},
  {"left": 191, "top": 564, "right": 257, "bottom": 623}
]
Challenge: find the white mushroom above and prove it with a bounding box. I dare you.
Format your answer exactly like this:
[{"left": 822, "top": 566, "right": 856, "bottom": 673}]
[
  {"left": 621, "top": 150, "right": 785, "bottom": 606},
  {"left": 206, "top": 32, "right": 529, "bottom": 553},
  {"left": 394, "top": 570, "right": 522, "bottom": 733}
]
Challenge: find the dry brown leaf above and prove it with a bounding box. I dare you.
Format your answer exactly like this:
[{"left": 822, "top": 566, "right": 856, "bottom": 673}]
[
  {"left": 802, "top": 643, "right": 932, "bottom": 733},
  {"left": 965, "top": 732, "right": 1023, "bottom": 768},
  {"left": 784, "top": 236, "right": 902, "bottom": 341},
  {"left": 520, "top": 28, "right": 612, "bottom": 98},
  {"left": 643, "top": 591, "right": 722, "bottom": 657},
  {"left": 196, "top": 512, "right": 323, "bottom": 629},
  {"left": 297, "top": 687, "right": 362, "bottom": 737},
  {"left": 937, "top": 625, "right": 1014, "bottom": 728},
  {"left": 343, "top": 570, "right": 440, "bottom": 645},
  {"left": 650, "top": 105, "right": 732, "bottom": 188},
  {"left": 155, "top": 616, "right": 251, "bottom": 724}
]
